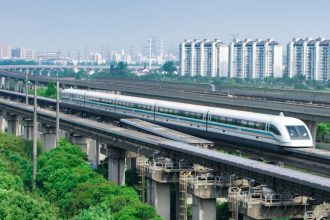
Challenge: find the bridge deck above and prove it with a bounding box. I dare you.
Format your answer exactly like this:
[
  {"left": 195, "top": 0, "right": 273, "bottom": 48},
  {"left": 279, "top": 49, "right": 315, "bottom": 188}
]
[
  {"left": 285, "top": 147, "right": 330, "bottom": 161},
  {"left": 120, "top": 118, "right": 213, "bottom": 147}
]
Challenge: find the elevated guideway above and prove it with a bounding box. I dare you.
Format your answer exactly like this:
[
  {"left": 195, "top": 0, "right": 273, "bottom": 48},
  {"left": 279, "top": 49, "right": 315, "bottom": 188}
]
[
  {"left": 1, "top": 89, "right": 330, "bottom": 176},
  {"left": 0, "top": 97, "right": 330, "bottom": 202},
  {"left": 120, "top": 118, "right": 213, "bottom": 148}
]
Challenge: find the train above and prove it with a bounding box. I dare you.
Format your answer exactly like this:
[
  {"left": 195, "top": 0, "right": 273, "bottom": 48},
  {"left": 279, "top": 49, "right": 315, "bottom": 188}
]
[{"left": 61, "top": 88, "right": 313, "bottom": 149}]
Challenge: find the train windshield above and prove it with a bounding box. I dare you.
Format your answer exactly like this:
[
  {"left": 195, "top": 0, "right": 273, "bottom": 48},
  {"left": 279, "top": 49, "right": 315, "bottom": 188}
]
[{"left": 286, "top": 126, "right": 310, "bottom": 140}]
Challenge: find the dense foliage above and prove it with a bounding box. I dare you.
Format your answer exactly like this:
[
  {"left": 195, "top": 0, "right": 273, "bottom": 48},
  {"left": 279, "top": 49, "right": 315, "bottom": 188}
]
[
  {"left": 0, "top": 133, "right": 58, "bottom": 220},
  {"left": 0, "top": 133, "right": 161, "bottom": 219},
  {"left": 317, "top": 123, "right": 330, "bottom": 142},
  {"left": 37, "top": 138, "right": 161, "bottom": 219},
  {"left": 29, "top": 81, "right": 57, "bottom": 99}
]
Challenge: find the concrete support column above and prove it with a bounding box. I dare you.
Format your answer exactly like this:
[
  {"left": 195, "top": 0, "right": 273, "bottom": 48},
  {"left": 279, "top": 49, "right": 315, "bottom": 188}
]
[
  {"left": 304, "top": 120, "right": 318, "bottom": 147},
  {"left": 107, "top": 146, "right": 126, "bottom": 185},
  {"left": 39, "top": 125, "right": 57, "bottom": 152},
  {"left": 0, "top": 77, "right": 5, "bottom": 89},
  {"left": 6, "top": 114, "right": 20, "bottom": 136},
  {"left": 0, "top": 111, "right": 6, "bottom": 132},
  {"left": 126, "top": 151, "right": 138, "bottom": 171},
  {"left": 148, "top": 180, "right": 171, "bottom": 220},
  {"left": 192, "top": 196, "right": 216, "bottom": 220},
  {"left": 71, "top": 134, "right": 88, "bottom": 152},
  {"left": 22, "top": 119, "right": 34, "bottom": 140}
]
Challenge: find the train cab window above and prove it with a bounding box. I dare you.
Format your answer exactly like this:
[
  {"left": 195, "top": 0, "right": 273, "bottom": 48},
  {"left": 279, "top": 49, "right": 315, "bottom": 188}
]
[
  {"left": 269, "top": 125, "right": 281, "bottom": 136},
  {"left": 286, "top": 126, "right": 298, "bottom": 138},
  {"left": 298, "top": 126, "right": 309, "bottom": 138}
]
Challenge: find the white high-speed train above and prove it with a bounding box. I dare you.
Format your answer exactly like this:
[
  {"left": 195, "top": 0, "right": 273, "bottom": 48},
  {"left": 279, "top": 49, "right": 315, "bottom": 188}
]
[{"left": 61, "top": 88, "right": 313, "bottom": 149}]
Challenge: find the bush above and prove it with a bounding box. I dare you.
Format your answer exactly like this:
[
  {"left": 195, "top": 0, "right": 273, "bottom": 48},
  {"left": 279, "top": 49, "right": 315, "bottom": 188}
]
[
  {"left": 0, "top": 189, "right": 57, "bottom": 220},
  {"left": 0, "top": 172, "right": 24, "bottom": 192}
]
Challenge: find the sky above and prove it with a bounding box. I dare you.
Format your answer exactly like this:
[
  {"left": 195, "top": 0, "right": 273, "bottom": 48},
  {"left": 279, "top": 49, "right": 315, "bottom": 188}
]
[{"left": 1, "top": 0, "right": 329, "bottom": 53}]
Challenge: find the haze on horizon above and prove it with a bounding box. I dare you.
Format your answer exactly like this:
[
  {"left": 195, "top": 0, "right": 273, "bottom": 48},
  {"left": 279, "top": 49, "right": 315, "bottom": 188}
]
[{"left": 1, "top": 0, "right": 329, "bottom": 53}]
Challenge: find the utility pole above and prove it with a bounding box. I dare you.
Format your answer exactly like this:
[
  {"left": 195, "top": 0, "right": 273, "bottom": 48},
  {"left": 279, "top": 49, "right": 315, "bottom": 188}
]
[
  {"left": 25, "top": 71, "right": 28, "bottom": 106},
  {"left": 32, "top": 82, "right": 37, "bottom": 190},
  {"left": 56, "top": 81, "right": 60, "bottom": 147}
]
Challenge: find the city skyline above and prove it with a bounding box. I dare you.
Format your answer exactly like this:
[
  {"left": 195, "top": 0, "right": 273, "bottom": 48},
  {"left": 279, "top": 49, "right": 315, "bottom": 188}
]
[{"left": 1, "top": 0, "right": 330, "bottom": 52}]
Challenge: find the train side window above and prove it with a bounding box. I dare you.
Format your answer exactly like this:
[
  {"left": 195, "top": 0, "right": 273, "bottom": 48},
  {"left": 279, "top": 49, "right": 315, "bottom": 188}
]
[
  {"left": 226, "top": 118, "right": 233, "bottom": 125},
  {"left": 269, "top": 124, "right": 281, "bottom": 136}
]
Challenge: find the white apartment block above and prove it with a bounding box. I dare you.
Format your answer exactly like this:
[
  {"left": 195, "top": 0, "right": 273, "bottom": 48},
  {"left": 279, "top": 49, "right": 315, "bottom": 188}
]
[
  {"left": 229, "top": 39, "right": 283, "bottom": 79},
  {"left": 287, "top": 38, "right": 330, "bottom": 81},
  {"left": 180, "top": 39, "right": 228, "bottom": 77},
  {"left": 0, "top": 44, "right": 12, "bottom": 59}
]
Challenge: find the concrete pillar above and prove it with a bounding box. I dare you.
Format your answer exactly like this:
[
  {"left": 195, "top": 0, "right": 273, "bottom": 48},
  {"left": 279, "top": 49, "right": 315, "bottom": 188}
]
[
  {"left": 107, "top": 146, "right": 126, "bottom": 185},
  {"left": 0, "top": 111, "right": 5, "bottom": 132},
  {"left": 87, "top": 139, "right": 97, "bottom": 162},
  {"left": 95, "top": 140, "right": 100, "bottom": 166},
  {"left": 305, "top": 120, "right": 318, "bottom": 147},
  {"left": 192, "top": 196, "right": 216, "bottom": 220},
  {"left": 149, "top": 180, "right": 171, "bottom": 220},
  {"left": 71, "top": 134, "right": 88, "bottom": 152},
  {"left": 126, "top": 158, "right": 137, "bottom": 170},
  {"left": 146, "top": 178, "right": 152, "bottom": 204},
  {"left": 6, "top": 114, "right": 20, "bottom": 136},
  {"left": 126, "top": 151, "right": 138, "bottom": 170},
  {"left": 0, "top": 77, "right": 5, "bottom": 89},
  {"left": 21, "top": 119, "right": 34, "bottom": 140},
  {"left": 39, "top": 125, "right": 57, "bottom": 152}
]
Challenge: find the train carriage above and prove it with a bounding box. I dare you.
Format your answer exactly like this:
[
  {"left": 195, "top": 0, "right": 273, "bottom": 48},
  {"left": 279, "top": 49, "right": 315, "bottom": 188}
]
[{"left": 61, "top": 88, "right": 314, "bottom": 149}]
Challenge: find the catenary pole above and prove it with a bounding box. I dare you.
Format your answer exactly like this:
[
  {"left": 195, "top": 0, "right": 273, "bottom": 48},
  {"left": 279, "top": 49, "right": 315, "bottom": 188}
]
[
  {"left": 32, "top": 82, "right": 37, "bottom": 190},
  {"left": 56, "top": 81, "right": 60, "bottom": 146}
]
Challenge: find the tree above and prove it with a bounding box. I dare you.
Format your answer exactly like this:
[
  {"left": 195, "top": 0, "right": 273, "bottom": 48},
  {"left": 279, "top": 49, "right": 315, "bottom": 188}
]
[
  {"left": 162, "top": 61, "right": 177, "bottom": 75},
  {"left": 72, "top": 203, "right": 113, "bottom": 220},
  {"left": 317, "top": 123, "right": 330, "bottom": 142},
  {"left": 45, "top": 82, "right": 57, "bottom": 98}
]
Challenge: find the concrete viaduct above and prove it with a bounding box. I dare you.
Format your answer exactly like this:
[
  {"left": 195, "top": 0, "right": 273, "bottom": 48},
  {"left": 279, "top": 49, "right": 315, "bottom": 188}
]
[{"left": 0, "top": 92, "right": 330, "bottom": 219}]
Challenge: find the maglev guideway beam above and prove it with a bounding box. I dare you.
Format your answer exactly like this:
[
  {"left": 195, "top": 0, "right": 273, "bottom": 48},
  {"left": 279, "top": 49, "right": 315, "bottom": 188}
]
[{"left": 0, "top": 98, "right": 329, "bottom": 202}]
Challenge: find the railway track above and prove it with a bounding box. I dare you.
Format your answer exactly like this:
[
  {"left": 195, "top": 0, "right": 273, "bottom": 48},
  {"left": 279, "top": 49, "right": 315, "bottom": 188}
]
[{"left": 1, "top": 70, "right": 330, "bottom": 106}]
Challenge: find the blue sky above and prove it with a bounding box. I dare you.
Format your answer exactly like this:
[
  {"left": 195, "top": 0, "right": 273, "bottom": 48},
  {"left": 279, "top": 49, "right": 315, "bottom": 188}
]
[{"left": 1, "top": 0, "right": 329, "bottom": 52}]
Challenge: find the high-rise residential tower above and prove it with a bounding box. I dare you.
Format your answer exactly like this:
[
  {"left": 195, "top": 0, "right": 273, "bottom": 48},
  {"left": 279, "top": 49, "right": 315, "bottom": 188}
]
[
  {"left": 287, "top": 38, "right": 330, "bottom": 80},
  {"left": 180, "top": 39, "right": 228, "bottom": 77},
  {"left": 229, "top": 39, "right": 283, "bottom": 79}
]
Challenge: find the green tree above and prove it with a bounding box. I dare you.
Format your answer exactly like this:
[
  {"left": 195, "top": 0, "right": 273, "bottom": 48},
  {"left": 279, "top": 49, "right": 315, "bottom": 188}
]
[
  {"left": 216, "top": 202, "right": 231, "bottom": 220},
  {"left": 317, "top": 123, "right": 330, "bottom": 142},
  {"left": 72, "top": 203, "right": 113, "bottom": 220},
  {"left": 162, "top": 61, "right": 177, "bottom": 75},
  {"left": 45, "top": 81, "right": 57, "bottom": 98}
]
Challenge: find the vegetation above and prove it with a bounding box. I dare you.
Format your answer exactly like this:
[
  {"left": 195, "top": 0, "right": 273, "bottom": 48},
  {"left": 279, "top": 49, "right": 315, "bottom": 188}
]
[
  {"left": 0, "top": 60, "right": 38, "bottom": 65},
  {"left": 29, "top": 81, "right": 57, "bottom": 99},
  {"left": 317, "top": 123, "right": 330, "bottom": 143},
  {"left": 216, "top": 202, "right": 231, "bottom": 220},
  {"left": 0, "top": 133, "right": 161, "bottom": 219},
  {"left": 161, "top": 61, "right": 177, "bottom": 75},
  {"left": 0, "top": 133, "right": 58, "bottom": 220}
]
